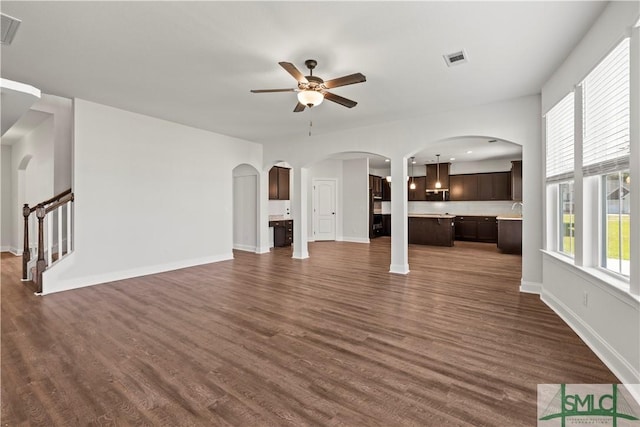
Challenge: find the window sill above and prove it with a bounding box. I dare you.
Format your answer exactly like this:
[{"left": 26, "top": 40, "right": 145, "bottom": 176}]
[{"left": 541, "top": 249, "right": 639, "bottom": 305}]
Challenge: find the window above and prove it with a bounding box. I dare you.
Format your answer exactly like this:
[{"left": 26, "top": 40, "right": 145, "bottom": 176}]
[
  {"left": 602, "top": 171, "right": 630, "bottom": 276},
  {"left": 559, "top": 182, "right": 575, "bottom": 257},
  {"left": 582, "top": 38, "right": 630, "bottom": 277},
  {"left": 545, "top": 93, "right": 575, "bottom": 256}
]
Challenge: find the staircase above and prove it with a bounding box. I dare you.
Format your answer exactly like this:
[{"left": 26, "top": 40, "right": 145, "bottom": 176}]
[{"left": 22, "top": 189, "right": 74, "bottom": 294}]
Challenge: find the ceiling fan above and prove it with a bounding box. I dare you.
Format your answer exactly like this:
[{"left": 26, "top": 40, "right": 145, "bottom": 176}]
[{"left": 250, "top": 59, "right": 366, "bottom": 112}]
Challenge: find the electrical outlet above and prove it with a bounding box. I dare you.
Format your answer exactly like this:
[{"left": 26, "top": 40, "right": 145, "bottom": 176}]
[{"left": 583, "top": 291, "right": 589, "bottom": 307}]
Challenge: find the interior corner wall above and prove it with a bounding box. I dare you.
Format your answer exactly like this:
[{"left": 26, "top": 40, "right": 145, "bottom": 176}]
[
  {"left": 43, "top": 99, "right": 262, "bottom": 294},
  {"left": 540, "top": 1, "right": 640, "bottom": 385},
  {"left": 341, "top": 158, "right": 369, "bottom": 243},
  {"left": 1, "top": 145, "right": 13, "bottom": 251}
]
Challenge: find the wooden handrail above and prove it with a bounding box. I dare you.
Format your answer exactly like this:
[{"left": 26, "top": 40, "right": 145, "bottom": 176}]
[
  {"left": 45, "top": 193, "right": 74, "bottom": 215},
  {"left": 29, "top": 188, "right": 72, "bottom": 213}
]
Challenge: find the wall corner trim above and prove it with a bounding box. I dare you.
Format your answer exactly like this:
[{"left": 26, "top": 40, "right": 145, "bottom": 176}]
[{"left": 520, "top": 280, "right": 542, "bottom": 294}]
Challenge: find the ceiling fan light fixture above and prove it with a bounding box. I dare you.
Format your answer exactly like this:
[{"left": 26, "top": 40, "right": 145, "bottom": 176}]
[{"left": 297, "top": 90, "right": 323, "bottom": 107}]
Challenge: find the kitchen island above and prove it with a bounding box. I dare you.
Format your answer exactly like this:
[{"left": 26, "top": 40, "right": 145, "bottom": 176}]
[{"left": 408, "top": 214, "right": 456, "bottom": 246}]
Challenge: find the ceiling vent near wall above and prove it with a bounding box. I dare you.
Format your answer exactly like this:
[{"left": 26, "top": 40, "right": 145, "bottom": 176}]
[
  {"left": 1, "top": 13, "right": 21, "bottom": 45},
  {"left": 443, "top": 49, "right": 469, "bottom": 67}
]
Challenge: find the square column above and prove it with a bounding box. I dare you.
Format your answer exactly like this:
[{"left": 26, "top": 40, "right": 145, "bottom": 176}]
[
  {"left": 389, "top": 157, "right": 409, "bottom": 274},
  {"left": 291, "top": 166, "right": 309, "bottom": 259}
]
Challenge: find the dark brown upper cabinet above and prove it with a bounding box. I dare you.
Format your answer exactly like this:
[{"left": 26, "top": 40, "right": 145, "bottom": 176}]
[
  {"left": 450, "top": 174, "right": 478, "bottom": 201},
  {"left": 382, "top": 178, "right": 391, "bottom": 201},
  {"left": 268, "top": 166, "right": 290, "bottom": 200},
  {"left": 407, "top": 176, "right": 427, "bottom": 201},
  {"left": 369, "top": 175, "right": 383, "bottom": 198},
  {"left": 450, "top": 172, "right": 511, "bottom": 201},
  {"left": 425, "top": 163, "right": 450, "bottom": 191},
  {"left": 511, "top": 161, "right": 522, "bottom": 201}
]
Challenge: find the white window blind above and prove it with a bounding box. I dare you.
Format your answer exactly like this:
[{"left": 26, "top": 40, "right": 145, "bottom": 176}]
[
  {"left": 582, "top": 38, "right": 630, "bottom": 176},
  {"left": 545, "top": 93, "right": 574, "bottom": 181}
]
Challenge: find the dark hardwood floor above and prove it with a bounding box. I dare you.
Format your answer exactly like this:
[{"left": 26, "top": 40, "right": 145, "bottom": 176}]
[{"left": 1, "top": 239, "right": 617, "bottom": 426}]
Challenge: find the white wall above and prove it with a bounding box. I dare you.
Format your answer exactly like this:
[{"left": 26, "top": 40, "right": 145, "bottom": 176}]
[
  {"left": 450, "top": 159, "right": 515, "bottom": 174},
  {"left": 43, "top": 99, "right": 263, "bottom": 294},
  {"left": 1, "top": 145, "right": 13, "bottom": 251},
  {"left": 307, "top": 158, "right": 343, "bottom": 240},
  {"left": 341, "top": 158, "right": 369, "bottom": 243},
  {"left": 540, "top": 1, "right": 640, "bottom": 387}
]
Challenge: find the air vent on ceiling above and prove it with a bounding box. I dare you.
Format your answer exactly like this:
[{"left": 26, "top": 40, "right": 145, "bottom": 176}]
[
  {"left": 443, "top": 49, "right": 468, "bottom": 67},
  {"left": 1, "top": 13, "right": 21, "bottom": 45}
]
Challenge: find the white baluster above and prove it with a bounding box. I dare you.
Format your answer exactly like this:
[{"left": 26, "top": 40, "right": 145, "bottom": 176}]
[
  {"left": 57, "top": 207, "right": 62, "bottom": 258},
  {"left": 47, "top": 214, "right": 52, "bottom": 266},
  {"left": 66, "top": 201, "right": 72, "bottom": 253}
]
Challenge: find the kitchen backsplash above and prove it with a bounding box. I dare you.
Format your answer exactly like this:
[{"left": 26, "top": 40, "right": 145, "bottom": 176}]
[
  {"left": 269, "top": 200, "right": 291, "bottom": 217},
  {"left": 408, "top": 201, "right": 518, "bottom": 216}
]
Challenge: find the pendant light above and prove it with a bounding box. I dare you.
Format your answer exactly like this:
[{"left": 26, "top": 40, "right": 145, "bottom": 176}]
[
  {"left": 435, "top": 154, "right": 442, "bottom": 189},
  {"left": 409, "top": 157, "right": 416, "bottom": 190}
]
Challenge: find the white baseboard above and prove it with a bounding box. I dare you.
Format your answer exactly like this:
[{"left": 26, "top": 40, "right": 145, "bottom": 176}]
[
  {"left": 42, "top": 252, "right": 234, "bottom": 295},
  {"left": 541, "top": 289, "right": 640, "bottom": 388},
  {"left": 1, "top": 246, "right": 20, "bottom": 255},
  {"left": 520, "top": 279, "right": 542, "bottom": 294},
  {"left": 233, "top": 244, "right": 257, "bottom": 253},
  {"left": 338, "top": 236, "right": 370, "bottom": 244},
  {"left": 389, "top": 263, "right": 410, "bottom": 275},
  {"left": 256, "top": 246, "right": 271, "bottom": 254}
]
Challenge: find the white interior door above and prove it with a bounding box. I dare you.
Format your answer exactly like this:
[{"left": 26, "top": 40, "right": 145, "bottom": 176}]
[{"left": 313, "top": 179, "right": 336, "bottom": 241}]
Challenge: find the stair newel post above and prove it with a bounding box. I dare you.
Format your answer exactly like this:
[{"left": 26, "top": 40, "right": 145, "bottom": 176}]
[
  {"left": 35, "top": 204, "right": 47, "bottom": 293},
  {"left": 22, "top": 204, "right": 31, "bottom": 280}
]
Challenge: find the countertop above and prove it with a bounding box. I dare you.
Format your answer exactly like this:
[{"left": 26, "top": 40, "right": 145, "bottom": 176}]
[
  {"left": 268, "top": 215, "right": 291, "bottom": 221},
  {"left": 408, "top": 214, "right": 456, "bottom": 219},
  {"left": 496, "top": 214, "right": 523, "bottom": 221}
]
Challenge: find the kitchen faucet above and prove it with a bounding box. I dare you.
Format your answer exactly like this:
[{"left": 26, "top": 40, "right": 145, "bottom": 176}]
[{"left": 511, "top": 201, "right": 523, "bottom": 214}]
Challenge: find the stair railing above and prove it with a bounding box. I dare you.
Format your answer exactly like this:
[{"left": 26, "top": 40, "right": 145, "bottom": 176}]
[{"left": 22, "top": 189, "right": 74, "bottom": 292}]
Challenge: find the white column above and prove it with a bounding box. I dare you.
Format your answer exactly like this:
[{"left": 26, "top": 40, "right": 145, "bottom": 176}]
[
  {"left": 389, "top": 157, "right": 409, "bottom": 274},
  {"left": 291, "top": 166, "right": 309, "bottom": 259},
  {"left": 629, "top": 25, "right": 639, "bottom": 296},
  {"left": 257, "top": 169, "right": 271, "bottom": 254}
]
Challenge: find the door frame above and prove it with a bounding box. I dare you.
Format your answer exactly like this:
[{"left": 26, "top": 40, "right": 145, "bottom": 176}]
[{"left": 312, "top": 178, "right": 338, "bottom": 241}]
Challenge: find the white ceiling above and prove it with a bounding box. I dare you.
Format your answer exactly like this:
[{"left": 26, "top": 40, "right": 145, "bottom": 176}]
[{"left": 1, "top": 1, "right": 605, "bottom": 146}]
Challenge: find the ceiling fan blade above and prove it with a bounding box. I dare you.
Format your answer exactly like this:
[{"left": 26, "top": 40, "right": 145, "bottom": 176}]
[
  {"left": 323, "top": 73, "right": 366, "bottom": 89},
  {"left": 279, "top": 62, "right": 308, "bottom": 83},
  {"left": 324, "top": 92, "right": 358, "bottom": 108},
  {"left": 293, "top": 102, "right": 306, "bottom": 113},
  {"left": 250, "top": 88, "right": 296, "bottom": 93}
]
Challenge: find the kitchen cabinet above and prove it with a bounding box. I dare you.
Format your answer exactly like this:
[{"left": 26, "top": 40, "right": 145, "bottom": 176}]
[
  {"left": 370, "top": 175, "right": 383, "bottom": 198},
  {"left": 408, "top": 215, "right": 455, "bottom": 246},
  {"left": 408, "top": 176, "right": 427, "bottom": 201},
  {"left": 450, "top": 174, "right": 478, "bottom": 201},
  {"left": 511, "top": 161, "right": 522, "bottom": 201},
  {"left": 454, "top": 216, "right": 497, "bottom": 243},
  {"left": 382, "top": 214, "right": 391, "bottom": 236},
  {"left": 269, "top": 166, "right": 290, "bottom": 200},
  {"left": 498, "top": 218, "right": 522, "bottom": 253},
  {"left": 269, "top": 219, "right": 293, "bottom": 247},
  {"left": 382, "top": 178, "right": 391, "bottom": 201},
  {"left": 425, "top": 163, "right": 450, "bottom": 191}
]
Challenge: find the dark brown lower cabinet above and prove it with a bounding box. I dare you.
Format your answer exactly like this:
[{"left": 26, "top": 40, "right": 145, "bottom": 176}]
[
  {"left": 454, "top": 216, "right": 497, "bottom": 243},
  {"left": 408, "top": 216, "right": 454, "bottom": 246},
  {"left": 270, "top": 220, "right": 293, "bottom": 247},
  {"left": 382, "top": 214, "right": 391, "bottom": 236},
  {"left": 498, "top": 219, "right": 522, "bottom": 254}
]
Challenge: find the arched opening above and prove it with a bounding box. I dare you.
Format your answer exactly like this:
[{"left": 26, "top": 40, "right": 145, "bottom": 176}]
[
  {"left": 405, "top": 135, "right": 523, "bottom": 269},
  {"left": 232, "top": 164, "right": 260, "bottom": 253}
]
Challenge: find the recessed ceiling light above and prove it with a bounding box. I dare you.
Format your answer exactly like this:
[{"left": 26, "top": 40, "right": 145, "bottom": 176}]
[
  {"left": 450, "top": 157, "right": 455, "bottom": 161},
  {"left": 385, "top": 158, "right": 390, "bottom": 162},
  {"left": 466, "top": 150, "right": 473, "bottom": 154}
]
